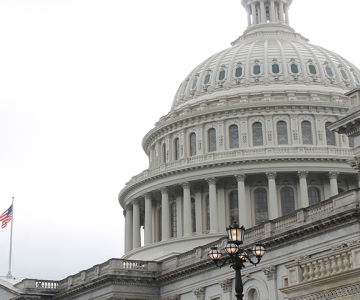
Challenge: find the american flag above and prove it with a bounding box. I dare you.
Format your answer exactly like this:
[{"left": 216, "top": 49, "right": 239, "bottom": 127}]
[{"left": 0, "top": 205, "right": 13, "bottom": 229}]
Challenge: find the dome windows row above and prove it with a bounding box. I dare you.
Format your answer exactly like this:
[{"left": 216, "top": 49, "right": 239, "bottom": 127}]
[{"left": 183, "top": 61, "right": 359, "bottom": 92}]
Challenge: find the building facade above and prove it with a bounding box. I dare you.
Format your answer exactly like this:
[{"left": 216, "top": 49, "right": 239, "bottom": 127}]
[{"left": 2, "top": 0, "right": 360, "bottom": 299}]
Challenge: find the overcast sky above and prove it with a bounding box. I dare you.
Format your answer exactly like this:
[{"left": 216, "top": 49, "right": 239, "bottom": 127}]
[{"left": 0, "top": 0, "right": 359, "bottom": 280}]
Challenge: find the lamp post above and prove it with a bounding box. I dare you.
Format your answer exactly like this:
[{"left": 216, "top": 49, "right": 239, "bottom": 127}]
[{"left": 208, "top": 221, "right": 266, "bottom": 300}]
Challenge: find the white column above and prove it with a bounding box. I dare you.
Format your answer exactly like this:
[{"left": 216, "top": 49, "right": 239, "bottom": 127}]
[
  {"left": 160, "top": 187, "right": 170, "bottom": 241},
  {"left": 217, "top": 181, "right": 226, "bottom": 232},
  {"left": 270, "top": 0, "right": 276, "bottom": 22},
  {"left": 279, "top": 1, "right": 284, "bottom": 23},
  {"left": 132, "top": 199, "right": 141, "bottom": 249},
  {"left": 144, "top": 193, "right": 152, "bottom": 245},
  {"left": 247, "top": 6, "right": 252, "bottom": 26},
  {"left": 175, "top": 191, "right": 183, "bottom": 238},
  {"left": 266, "top": 172, "right": 278, "bottom": 219},
  {"left": 124, "top": 206, "right": 133, "bottom": 253},
  {"left": 284, "top": 4, "right": 289, "bottom": 25},
  {"left": 329, "top": 172, "right": 339, "bottom": 197},
  {"left": 260, "top": 1, "right": 266, "bottom": 23},
  {"left": 251, "top": 3, "right": 257, "bottom": 25},
  {"left": 206, "top": 177, "right": 219, "bottom": 234},
  {"left": 194, "top": 185, "right": 203, "bottom": 235},
  {"left": 298, "top": 171, "right": 309, "bottom": 208},
  {"left": 181, "top": 182, "right": 192, "bottom": 237},
  {"left": 235, "top": 174, "right": 249, "bottom": 228}
]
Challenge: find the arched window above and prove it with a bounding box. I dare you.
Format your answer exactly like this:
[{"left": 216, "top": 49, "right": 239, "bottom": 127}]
[
  {"left": 325, "top": 66, "right": 334, "bottom": 77},
  {"left": 308, "top": 187, "right": 320, "bottom": 206},
  {"left": 219, "top": 70, "right": 226, "bottom": 80},
  {"left": 277, "top": 121, "right": 288, "bottom": 144},
  {"left": 325, "top": 122, "right": 335, "bottom": 145},
  {"left": 205, "top": 195, "right": 210, "bottom": 231},
  {"left": 229, "top": 190, "right": 239, "bottom": 224},
  {"left": 235, "top": 67, "right": 243, "bottom": 77},
  {"left": 191, "top": 198, "right": 196, "bottom": 233},
  {"left": 174, "top": 138, "right": 180, "bottom": 160},
  {"left": 253, "top": 65, "right": 261, "bottom": 75},
  {"left": 281, "top": 188, "right": 295, "bottom": 216},
  {"left": 309, "top": 64, "right": 317, "bottom": 75},
  {"left": 252, "top": 122, "right": 263, "bottom": 146},
  {"left": 158, "top": 207, "right": 162, "bottom": 241},
  {"left": 171, "top": 202, "right": 177, "bottom": 237},
  {"left": 208, "top": 128, "right": 216, "bottom": 152},
  {"left": 182, "top": 82, "right": 188, "bottom": 95},
  {"left": 341, "top": 70, "right": 348, "bottom": 80},
  {"left": 301, "top": 121, "right": 313, "bottom": 144},
  {"left": 190, "top": 133, "right": 196, "bottom": 156},
  {"left": 229, "top": 125, "right": 239, "bottom": 148},
  {"left": 254, "top": 188, "right": 268, "bottom": 225},
  {"left": 204, "top": 74, "right": 211, "bottom": 85},
  {"left": 291, "top": 64, "right": 299, "bottom": 74},
  {"left": 192, "top": 78, "right": 197, "bottom": 89},
  {"left": 162, "top": 143, "right": 166, "bottom": 163},
  {"left": 248, "top": 289, "right": 259, "bottom": 300},
  {"left": 272, "top": 64, "right": 280, "bottom": 74}
]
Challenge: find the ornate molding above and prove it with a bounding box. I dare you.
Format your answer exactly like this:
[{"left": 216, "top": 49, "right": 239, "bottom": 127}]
[
  {"left": 193, "top": 287, "right": 205, "bottom": 300},
  {"left": 297, "top": 171, "right": 308, "bottom": 179},
  {"left": 262, "top": 265, "right": 276, "bottom": 280},
  {"left": 219, "top": 278, "right": 232, "bottom": 293},
  {"left": 235, "top": 173, "right": 247, "bottom": 182}
]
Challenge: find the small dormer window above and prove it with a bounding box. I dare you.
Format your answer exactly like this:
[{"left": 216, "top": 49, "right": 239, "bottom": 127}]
[
  {"left": 291, "top": 64, "right": 299, "bottom": 74},
  {"left": 235, "top": 67, "right": 243, "bottom": 77},
  {"left": 309, "top": 64, "right": 317, "bottom": 75},
  {"left": 272, "top": 64, "right": 280, "bottom": 74},
  {"left": 253, "top": 65, "right": 261, "bottom": 75},
  {"left": 204, "top": 74, "right": 211, "bottom": 85},
  {"left": 325, "top": 66, "right": 334, "bottom": 77},
  {"left": 192, "top": 78, "right": 197, "bottom": 89},
  {"left": 341, "top": 70, "right": 348, "bottom": 80},
  {"left": 219, "top": 70, "right": 226, "bottom": 80}
]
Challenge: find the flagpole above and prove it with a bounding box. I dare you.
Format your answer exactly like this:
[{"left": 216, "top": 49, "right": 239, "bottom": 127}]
[{"left": 6, "top": 197, "right": 14, "bottom": 278}]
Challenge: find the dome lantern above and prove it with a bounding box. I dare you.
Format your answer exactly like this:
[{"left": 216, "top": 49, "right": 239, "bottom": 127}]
[{"left": 241, "top": 0, "right": 293, "bottom": 35}]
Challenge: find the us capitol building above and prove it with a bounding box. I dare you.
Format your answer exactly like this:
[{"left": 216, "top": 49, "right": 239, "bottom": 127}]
[{"left": 2, "top": 0, "right": 360, "bottom": 299}]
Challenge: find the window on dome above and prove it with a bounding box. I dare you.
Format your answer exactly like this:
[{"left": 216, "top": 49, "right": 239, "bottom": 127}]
[
  {"left": 301, "top": 121, "right": 313, "bottom": 144},
  {"left": 253, "top": 65, "right": 261, "bottom": 75},
  {"left": 326, "top": 66, "right": 334, "bottom": 77},
  {"left": 254, "top": 188, "right": 268, "bottom": 225},
  {"left": 281, "top": 187, "right": 295, "bottom": 216},
  {"left": 229, "top": 190, "right": 239, "bottom": 224},
  {"left": 277, "top": 121, "right": 288, "bottom": 144},
  {"left": 341, "top": 70, "right": 348, "bottom": 80},
  {"left": 171, "top": 202, "right": 177, "bottom": 237},
  {"left": 206, "top": 195, "right": 210, "bottom": 231},
  {"left": 229, "top": 124, "right": 239, "bottom": 148},
  {"left": 174, "top": 138, "right": 180, "bottom": 161},
  {"left": 204, "top": 74, "right": 211, "bottom": 85},
  {"left": 162, "top": 143, "right": 166, "bottom": 164},
  {"left": 219, "top": 70, "right": 226, "bottom": 80},
  {"left": 252, "top": 122, "right": 263, "bottom": 146},
  {"left": 266, "top": 6, "right": 270, "bottom": 22},
  {"left": 309, "top": 64, "right": 317, "bottom": 75},
  {"left": 272, "top": 64, "right": 280, "bottom": 74},
  {"left": 308, "top": 187, "right": 320, "bottom": 206},
  {"left": 190, "top": 133, "right": 196, "bottom": 156},
  {"left": 291, "top": 63, "right": 299, "bottom": 74},
  {"left": 235, "top": 67, "right": 243, "bottom": 77},
  {"left": 192, "top": 78, "right": 197, "bottom": 89},
  {"left": 325, "top": 122, "right": 335, "bottom": 145},
  {"left": 208, "top": 128, "right": 216, "bottom": 152},
  {"left": 182, "top": 82, "right": 188, "bottom": 94},
  {"left": 191, "top": 198, "right": 196, "bottom": 233}
]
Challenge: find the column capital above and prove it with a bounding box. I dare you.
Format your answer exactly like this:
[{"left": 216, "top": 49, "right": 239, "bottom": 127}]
[
  {"left": 192, "top": 287, "right": 205, "bottom": 300},
  {"left": 125, "top": 203, "right": 133, "bottom": 211},
  {"left": 206, "top": 177, "right": 218, "bottom": 185},
  {"left": 266, "top": 172, "right": 277, "bottom": 180},
  {"left": 159, "top": 187, "right": 169, "bottom": 194},
  {"left": 132, "top": 199, "right": 141, "bottom": 206},
  {"left": 218, "top": 278, "right": 232, "bottom": 293},
  {"left": 262, "top": 265, "right": 277, "bottom": 280},
  {"left": 297, "top": 171, "right": 309, "bottom": 179},
  {"left": 142, "top": 192, "right": 152, "bottom": 200},
  {"left": 328, "top": 172, "right": 339, "bottom": 180},
  {"left": 180, "top": 182, "right": 192, "bottom": 189},
  {"left": 235, "top": 173, "right": 247, "bottom": 182}
]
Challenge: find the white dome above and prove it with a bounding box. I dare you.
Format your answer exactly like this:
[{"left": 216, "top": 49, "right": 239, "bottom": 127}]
[{"left": 171, "top": 9, "right": 360, "bottom": 111}]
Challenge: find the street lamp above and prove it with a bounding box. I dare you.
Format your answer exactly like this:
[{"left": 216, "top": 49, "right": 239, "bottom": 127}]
[{"left": 208, "top": 221, "right": 266, "bottom": 300}]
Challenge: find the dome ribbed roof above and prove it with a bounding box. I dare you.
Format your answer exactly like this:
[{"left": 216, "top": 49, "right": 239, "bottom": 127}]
[{"left": 171, "top": 1, "right": 360, "bottom": 111}]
